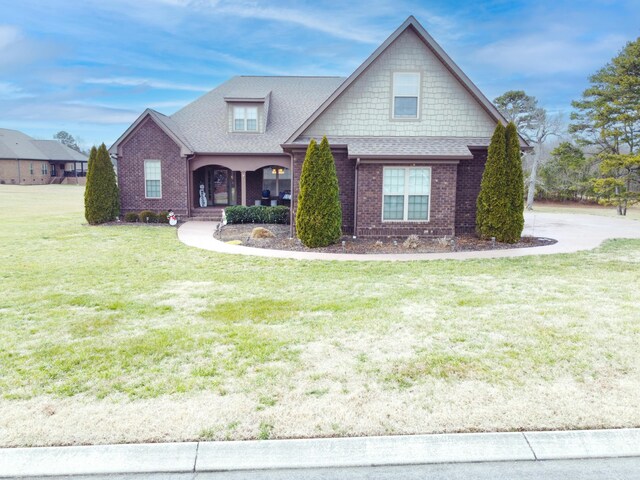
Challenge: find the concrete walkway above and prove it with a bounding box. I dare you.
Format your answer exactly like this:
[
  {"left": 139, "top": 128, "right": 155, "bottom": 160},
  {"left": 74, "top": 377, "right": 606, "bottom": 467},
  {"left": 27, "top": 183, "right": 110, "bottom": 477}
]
[
  {"left": 1, "top": 429, "right": 639, "bottom": 477},
  {"left": 177, "top": 211, "right": 640, "bottom": 261}
]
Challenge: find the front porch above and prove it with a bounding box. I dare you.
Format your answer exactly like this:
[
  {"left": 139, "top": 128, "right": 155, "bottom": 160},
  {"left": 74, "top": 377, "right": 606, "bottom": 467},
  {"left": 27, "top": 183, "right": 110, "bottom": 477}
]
[{"left": 189, "top": 157, "right": 292, "bottom": 211}]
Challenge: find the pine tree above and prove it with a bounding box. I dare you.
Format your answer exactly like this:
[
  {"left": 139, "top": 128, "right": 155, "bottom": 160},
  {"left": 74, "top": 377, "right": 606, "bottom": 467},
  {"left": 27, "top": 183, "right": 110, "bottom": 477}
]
[
  {"left": 504, "top": 122, "right": 525, "bottom": 243},
  {"left": 84, "top": 143, "right": 120, "bottom": 224},
  {"left": 476, "top": 123, "right": 508, "bottom": 240},
  {"left": 295, "top": 137, "right": 342, "bottom": 247}
]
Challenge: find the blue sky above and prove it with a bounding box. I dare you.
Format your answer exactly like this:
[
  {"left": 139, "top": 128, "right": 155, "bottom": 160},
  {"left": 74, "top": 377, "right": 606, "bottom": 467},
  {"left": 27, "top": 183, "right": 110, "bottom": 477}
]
[{"left": 1, "top": 0, "right": 639, "bottom": 149}]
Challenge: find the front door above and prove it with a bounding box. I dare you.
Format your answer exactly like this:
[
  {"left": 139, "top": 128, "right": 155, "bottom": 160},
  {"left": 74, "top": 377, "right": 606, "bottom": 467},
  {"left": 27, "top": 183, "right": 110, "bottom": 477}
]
[{"left": 212, "top": 169, "right": 229, "bottom": 205}]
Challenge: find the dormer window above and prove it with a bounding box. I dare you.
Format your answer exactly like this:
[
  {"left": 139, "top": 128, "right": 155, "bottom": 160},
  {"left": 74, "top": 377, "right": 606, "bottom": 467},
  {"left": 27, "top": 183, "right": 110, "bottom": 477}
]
[
  {"left": 392, "top": 72, "right": 420, "bottom": 119},
  {"left": 233, "top": 106, "right": 258, "bottom": 132}
]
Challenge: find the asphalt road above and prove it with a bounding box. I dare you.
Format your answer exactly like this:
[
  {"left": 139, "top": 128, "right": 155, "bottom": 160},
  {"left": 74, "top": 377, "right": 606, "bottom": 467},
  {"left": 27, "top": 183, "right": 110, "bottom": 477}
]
[{"left": 17, "top": 457, "right": 640, "bottom": 480}]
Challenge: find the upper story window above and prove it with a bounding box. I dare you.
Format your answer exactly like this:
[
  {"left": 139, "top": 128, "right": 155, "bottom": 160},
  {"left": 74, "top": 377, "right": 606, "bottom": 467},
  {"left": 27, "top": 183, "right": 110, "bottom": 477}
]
[
  {"left": 393, "top": 72, "right": 420, "bottom": 119},
  {"left": 233, "top": 106, "right": 258, "bottom": 132}
]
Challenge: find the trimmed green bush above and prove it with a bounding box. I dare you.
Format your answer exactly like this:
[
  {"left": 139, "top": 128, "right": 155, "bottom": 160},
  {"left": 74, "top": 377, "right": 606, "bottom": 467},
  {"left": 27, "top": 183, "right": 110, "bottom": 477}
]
[
  {"left": 295, "top": 136, "right": 342, "bottom": 248},
  {"left": 224, "top": 205, "right": 289, "bottom": 224},
  {"left": 84, "top": 143, "right": 120, "bottom": 225},
  {"left": 476, "top": 122, "right": 525, "bottom": 243},
  {"left": 123, "top": 212, "right": 139, "bottom": 223},
  {"left": 503, "top": 122, "right": 525, "bottom": 242},
  {"left": 157, "top": 211, "right": 170, "bottom": 224},
  {"left": 477, "top": 123, "right": 509, "bottom": 240},
  {"left": 139, "top": 210, "right": 158, "bottom": 223}
]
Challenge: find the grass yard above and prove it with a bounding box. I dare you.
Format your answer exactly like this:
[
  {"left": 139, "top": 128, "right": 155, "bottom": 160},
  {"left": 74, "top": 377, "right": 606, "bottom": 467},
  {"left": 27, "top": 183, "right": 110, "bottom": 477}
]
[
  {"left": 533, "top": 200, "right": 640, "bottom": 220},
  {"left": 1, "top": 185, "right": 639, "bottom": 447}
]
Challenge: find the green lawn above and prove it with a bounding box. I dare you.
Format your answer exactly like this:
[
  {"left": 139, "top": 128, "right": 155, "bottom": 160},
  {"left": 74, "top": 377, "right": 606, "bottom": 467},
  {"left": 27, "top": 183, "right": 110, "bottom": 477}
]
[{"left": 1, "top": 185, "right": 639, "bottom": 446}]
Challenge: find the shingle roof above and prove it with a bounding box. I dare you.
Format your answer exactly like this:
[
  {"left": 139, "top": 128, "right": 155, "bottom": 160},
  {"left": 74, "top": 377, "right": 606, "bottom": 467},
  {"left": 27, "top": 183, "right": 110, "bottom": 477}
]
[
  {"left": 0, "top": 129, "right": 87, "bottom": 161},
  {"left": 0, "top": 129, "right": 48, "bottom": 160},
  {"left": 290, "top": 136, "right": 493, "bottom": 159},
  {"left": 32, "top": 140, "right": 88, "bottom": 162},
  {"left": 169, "top": 76, "right": 346, "bottom": 154}
]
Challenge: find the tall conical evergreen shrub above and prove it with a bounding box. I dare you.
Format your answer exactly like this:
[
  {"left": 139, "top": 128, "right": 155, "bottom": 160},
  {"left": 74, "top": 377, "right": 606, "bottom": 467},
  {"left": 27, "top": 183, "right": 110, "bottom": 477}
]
[
  {"left": 476, "top": 122, "right": 525, "bottom": 243},
  {"left": 476, "top": 123, "right": 508, "bottom": 240},
  {"left": 295, "top": 136, "right": 342, "bottom": 247},
  {"left": 84, "top": 143, "right": 120, "bottom": 224},
  {"left": 504, "top": 122, "right": 525, "bottom": 242}
]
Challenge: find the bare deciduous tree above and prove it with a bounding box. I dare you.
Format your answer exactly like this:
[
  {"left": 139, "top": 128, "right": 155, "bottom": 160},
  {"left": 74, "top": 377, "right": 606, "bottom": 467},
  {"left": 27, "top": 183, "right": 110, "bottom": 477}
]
[{"left": 494, "top": 91, "right": 562, "bottom": 210}]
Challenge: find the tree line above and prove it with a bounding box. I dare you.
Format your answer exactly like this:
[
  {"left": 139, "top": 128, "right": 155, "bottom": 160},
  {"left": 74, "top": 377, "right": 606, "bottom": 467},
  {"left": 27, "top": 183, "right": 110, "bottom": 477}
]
[{"left": 494, "top": 37, "right": 640, "bottom": 215}]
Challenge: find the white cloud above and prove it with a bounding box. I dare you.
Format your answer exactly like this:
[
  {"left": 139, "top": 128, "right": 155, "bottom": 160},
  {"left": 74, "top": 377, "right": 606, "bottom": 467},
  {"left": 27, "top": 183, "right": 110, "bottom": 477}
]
[
  {"left": 0, "top": 81, "right": 33, "bottom": 99},
  {"left": 214, "top": 3, "right": 380, "bottom": 44},
  {"left": 2, "top": 100, "right": 140, "bottom": 125},
  {"left": 0, "top": 25, "right": 21, "bottom": 49},
  {"left": 84, "top": 77, "right": 211, "bottom": 92},
  {"left": 473, "top": 27, "right": 627, "bottom": 76}
]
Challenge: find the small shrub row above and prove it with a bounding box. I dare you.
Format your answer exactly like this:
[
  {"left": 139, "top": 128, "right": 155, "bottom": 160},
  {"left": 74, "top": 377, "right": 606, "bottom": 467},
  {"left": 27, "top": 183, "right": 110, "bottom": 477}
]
[
  {"left": 224, "top": 205, "right": 289, "bottom": 224},
  {"left": 123, "top": 210, "right": 169, "bottom": 223}
]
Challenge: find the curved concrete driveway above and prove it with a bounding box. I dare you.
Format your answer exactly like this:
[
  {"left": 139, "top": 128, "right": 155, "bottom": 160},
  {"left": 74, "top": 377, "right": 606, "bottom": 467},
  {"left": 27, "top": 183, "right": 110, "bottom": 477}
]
[{"left": 177, "top": 211, "right": 640, "bottom": 261}]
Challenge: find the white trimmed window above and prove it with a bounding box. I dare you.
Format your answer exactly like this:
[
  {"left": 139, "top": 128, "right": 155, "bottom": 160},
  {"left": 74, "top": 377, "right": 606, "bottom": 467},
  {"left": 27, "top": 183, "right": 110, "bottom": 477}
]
[
  {"left": 392, "top": 72, "right": 420, "bottom": 119},
  {"left": 29, "top": 162, "right": 34, "bottom": 175},
  {"left": 41, "top": 163, "right": 48, "bottom": 175},
  {"left": 383, "top": 167, "right": 431, "bottom": 221},
  {"left": 144, "top": 160, "right": 162, "bottom": 198},
  {"left": 233, "top": 106, "right": 258, "bottom": 132}
]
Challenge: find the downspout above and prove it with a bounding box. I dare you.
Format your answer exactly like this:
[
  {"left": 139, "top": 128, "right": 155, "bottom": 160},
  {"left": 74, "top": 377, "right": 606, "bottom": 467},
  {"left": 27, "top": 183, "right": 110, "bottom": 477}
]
[
  {"left": 353, "top": 158, "right": 360, "bottom": 238},
  {"left": 286, "top": 151, "right": 294, "bottom": 239},
  {"left": 186, "top": 154, "right": 195, "bottom": 218}
]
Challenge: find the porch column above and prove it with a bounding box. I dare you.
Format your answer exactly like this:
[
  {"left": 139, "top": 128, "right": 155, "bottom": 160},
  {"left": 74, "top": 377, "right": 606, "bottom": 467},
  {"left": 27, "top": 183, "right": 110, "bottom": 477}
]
[{"left": 241, "top": 170, "right": 247, "bottom": 206}]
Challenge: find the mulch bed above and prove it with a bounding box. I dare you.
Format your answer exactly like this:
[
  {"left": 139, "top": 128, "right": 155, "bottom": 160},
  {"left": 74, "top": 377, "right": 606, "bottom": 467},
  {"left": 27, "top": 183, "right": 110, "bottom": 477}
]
[{"left": 217, "top": 223, "right": 557, "bottom": 254}]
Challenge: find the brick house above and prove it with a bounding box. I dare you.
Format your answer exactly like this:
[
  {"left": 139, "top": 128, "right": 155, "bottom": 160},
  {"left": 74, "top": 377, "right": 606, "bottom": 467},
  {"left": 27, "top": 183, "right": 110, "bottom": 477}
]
[
  {"left": 110, "top": 16, "right": 527, "bottom": 237},
  {"left": 0, "top": 129, "right": 88, "bottom": 185}
]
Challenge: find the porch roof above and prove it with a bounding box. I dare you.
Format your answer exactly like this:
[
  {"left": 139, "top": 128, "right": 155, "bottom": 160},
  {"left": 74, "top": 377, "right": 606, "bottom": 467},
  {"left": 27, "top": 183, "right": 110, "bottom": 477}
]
[{"left": 287, "top": 136, "right": 493, "bottom": 159}]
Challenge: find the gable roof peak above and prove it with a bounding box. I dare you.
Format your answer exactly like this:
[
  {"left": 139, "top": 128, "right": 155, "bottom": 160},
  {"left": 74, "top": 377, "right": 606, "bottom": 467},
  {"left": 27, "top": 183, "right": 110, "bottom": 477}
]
[{"left": 286, "top": 15, "right": 527, "bottom": 145}]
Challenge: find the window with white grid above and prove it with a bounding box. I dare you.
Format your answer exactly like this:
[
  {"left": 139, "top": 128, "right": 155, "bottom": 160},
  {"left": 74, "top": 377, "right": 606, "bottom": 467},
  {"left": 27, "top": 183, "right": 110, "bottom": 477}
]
[
  {"left": 144, "top": 160, "right": 162, "bottom": 198},
  {"left": 233, "top": 106, "right": 258, "bottom": 132},
  {"left": 383, "top": 167, "right": 430, "bottom": 221},
  {"left": 393, "top": 72, "right": 420, "bottom": 119}
]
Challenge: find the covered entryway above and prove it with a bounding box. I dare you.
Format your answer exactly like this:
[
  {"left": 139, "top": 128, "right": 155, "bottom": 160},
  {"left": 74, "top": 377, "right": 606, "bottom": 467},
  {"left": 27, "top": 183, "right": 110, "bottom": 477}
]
[
  {"left": 188, "top": 155, "right": 292, "bottom": 213},
  {"left": 193, "top": 165, "right": 238, "bottom": 206}
]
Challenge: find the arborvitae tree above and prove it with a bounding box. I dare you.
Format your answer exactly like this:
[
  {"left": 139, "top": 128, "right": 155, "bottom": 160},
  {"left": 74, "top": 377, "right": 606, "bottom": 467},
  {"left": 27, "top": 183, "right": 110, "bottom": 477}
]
[
  {"left": 476, "top": 123, "right": 509, "bottom": 240},
  {"left": 84, "top": 143, "right": 120, "bottom": 224},
  {"left": 503, "top": 122, "right": 525, "bottom": 243},
  {"left": 295, "top": 136, "right": 342, "bottom": 247}
]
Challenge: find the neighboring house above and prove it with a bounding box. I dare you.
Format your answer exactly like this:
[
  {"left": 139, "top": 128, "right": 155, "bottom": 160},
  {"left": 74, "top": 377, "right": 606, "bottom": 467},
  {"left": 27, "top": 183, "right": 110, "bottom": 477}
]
[
  {"left": 0, "top": 129, "right": 88, "bottom": 185},
  {"left": 110, "top": 16, "right": 528, "bottom": 237}
]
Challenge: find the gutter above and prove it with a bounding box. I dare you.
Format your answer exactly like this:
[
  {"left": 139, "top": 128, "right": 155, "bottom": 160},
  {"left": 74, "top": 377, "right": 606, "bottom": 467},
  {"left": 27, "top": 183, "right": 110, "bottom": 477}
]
[
  {"left": 354, "top": 158, "right": 360, "bottom": 238},
  {"left": 285, "top": 151, "right": 295, "bottom": 239}
]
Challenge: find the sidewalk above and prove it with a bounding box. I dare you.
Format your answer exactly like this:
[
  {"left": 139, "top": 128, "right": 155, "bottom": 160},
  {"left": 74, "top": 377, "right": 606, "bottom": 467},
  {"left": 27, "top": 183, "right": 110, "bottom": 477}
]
[
  {"left": 177, "top": 211, "right": 640, "bottom": 261},
  {"left": 1, "top": 429, "right": 639, "bottom": 477}
]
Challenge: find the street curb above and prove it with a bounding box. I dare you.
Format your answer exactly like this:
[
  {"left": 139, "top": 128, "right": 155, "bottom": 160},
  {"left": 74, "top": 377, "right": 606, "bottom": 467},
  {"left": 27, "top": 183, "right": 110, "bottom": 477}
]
[{"left": 1, "top": 429, "right": 639, "bottom": 477}]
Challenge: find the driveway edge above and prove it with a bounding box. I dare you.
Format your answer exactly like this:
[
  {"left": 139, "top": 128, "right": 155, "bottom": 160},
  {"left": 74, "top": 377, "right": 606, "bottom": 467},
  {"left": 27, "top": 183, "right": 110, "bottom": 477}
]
[{"left": 1, "top": 429, "right": 639, "bottom": 477}]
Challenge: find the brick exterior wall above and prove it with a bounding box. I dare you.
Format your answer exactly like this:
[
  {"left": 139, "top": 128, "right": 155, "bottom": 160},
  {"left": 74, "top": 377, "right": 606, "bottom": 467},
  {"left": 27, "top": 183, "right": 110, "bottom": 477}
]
[
  {"left": 356, "top": 163, "right": 457, "bottom": 238},
  {"left": 0, "top": 159, "right": 52, "bottom": 185},
  {"left": 118, "top": 117, "right": 188, "bottom": 215},
  {"left": 291, "top": 147, "right": 355, "bottom": 235},
  {"left": 246, "top": 170, "right": 263, "bottom": 205},
  {"left": 455, "top": 149, "right": 487, "bottom": 235}
]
